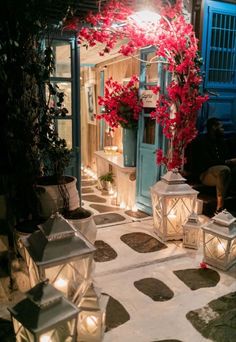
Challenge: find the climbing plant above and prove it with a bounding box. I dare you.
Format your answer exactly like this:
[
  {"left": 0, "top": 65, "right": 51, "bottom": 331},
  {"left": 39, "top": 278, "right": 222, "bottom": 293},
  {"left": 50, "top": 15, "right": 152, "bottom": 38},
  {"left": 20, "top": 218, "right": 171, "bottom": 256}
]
[{"left": 65, "top": 0, "right": 208, "bottom": 170}]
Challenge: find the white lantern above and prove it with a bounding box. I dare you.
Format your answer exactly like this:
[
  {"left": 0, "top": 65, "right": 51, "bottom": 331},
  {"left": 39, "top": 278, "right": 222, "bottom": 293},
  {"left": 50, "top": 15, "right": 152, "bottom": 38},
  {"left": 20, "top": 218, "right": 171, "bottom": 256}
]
[
  {"left": 77, "top": 283, "right": 109, "bottom": 341},
  {"left": 150, "top": 170, "right": 198, "bottom": 241},
  {"left": 202, "top": 210, "right": 236, "bottom": 270},
  {"left": 21, "top": 212, "right": 95, "bottom": 304},
  {"left": 9, "top": 281, "right": 79, "bottom": 342},
  {"left": 182, "top": 212, "right": 201, "bottom": 249}
]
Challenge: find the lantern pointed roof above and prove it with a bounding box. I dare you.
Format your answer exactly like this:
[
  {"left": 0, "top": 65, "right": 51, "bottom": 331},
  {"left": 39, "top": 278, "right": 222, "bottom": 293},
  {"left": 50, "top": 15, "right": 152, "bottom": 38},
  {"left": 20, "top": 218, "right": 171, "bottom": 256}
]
[
  {"left": 21, "top": 212, "right": 95, "bottom": 266},
  {"left": 202, "top": 210, "right": 236, "bottom": 238},
  {"left": 213, "top": 209, "right": 236, "bottom": 226},
  {"left": 8, "top": 281, "right": 78, "bottom": 334},
  {"left": 185, "top": 212, "right": 201, "bottom": 226},
  {"left": 38, "top": 212, "right": 75, "bottom": 240},
  {"left": 161, "top": 170, "right": 186, "bottom": 183},
  {"left": 78, "top": 283, "right": 109, "bottom": 311},
  {"left": 151, "top": 170, "right": 198, "bottom": 195}
]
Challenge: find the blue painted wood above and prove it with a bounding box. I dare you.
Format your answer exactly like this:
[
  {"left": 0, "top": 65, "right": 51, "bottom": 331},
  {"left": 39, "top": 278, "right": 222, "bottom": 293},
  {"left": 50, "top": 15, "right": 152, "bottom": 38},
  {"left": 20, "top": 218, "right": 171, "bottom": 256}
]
[
  {"left": 49, "top": 36, "right": 81, "bottom": 203},
  {"left": 200, "top": 0, "right": 236, "bottom": 134},
  {"left": 123, "top": 128, "right": 137, "bottom": 167},
  {"left": 136, "top": 47, "right": 168, "bottom": 213}
]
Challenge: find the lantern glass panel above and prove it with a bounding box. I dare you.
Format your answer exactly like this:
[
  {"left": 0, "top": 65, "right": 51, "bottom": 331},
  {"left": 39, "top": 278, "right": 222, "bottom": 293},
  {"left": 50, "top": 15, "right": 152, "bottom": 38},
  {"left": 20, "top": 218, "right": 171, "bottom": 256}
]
[
  {"left": 78, "top": 312, "right": 101, "bottom": 341},
  {"left": 45, "top": 257, "right": 93, "bottom": 303},
  {"left": 23, "top": 248, "right": 40, "bottom": 287},
  {"left": 205, "top": 232, "right": 228, "bottom": 261},
  {"left": 12, "top": 318, "right": 34, "bottom": 342},
  {"left": 152, "top": 195, "right": 163, "bottom": 235},
  {"left": 39, "top": 318, "right": 76, "bottom": 342},
  {"left": 228, "top": 238, "right": 236, "bottom": 264},
  {"left": 165, "top": 197, "right": 194, "bottom": 237}
]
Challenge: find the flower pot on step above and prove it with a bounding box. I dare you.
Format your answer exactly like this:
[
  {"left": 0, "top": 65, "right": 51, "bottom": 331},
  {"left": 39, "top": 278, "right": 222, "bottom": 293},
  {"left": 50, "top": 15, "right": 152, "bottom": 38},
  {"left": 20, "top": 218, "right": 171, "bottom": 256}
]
[
  {"left": 64, "top": 208, "right": 97, "bottom": 244},
  {"left": 36, "top": 176, "right": 80, "bottom": 219}
]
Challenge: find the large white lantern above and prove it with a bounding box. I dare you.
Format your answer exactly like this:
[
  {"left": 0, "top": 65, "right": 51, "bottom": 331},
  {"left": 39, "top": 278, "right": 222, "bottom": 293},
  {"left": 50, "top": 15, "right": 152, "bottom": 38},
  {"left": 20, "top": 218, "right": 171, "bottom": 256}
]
[
  {"left": 21, "top": 212, "right": 95, "bottom": 304},
  {"left": 9, "top": 281, "right": 79, "bottom": 342},
  {"left": 77, "top": 283, "right": 109, "bottom": 341},
  {"left": 182, "top": 212, "right": 202, "bottom": 249},
  {"left": 202, "top": 210, "right": 236, "bottom": 270},
  {"left": 151, "top": 170, "right": 198, "bottom": 241}
]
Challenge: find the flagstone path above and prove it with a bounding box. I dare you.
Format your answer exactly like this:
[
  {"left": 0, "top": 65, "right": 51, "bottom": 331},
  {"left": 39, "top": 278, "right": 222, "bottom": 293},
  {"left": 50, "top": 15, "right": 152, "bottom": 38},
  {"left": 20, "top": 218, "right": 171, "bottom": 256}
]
[{"left": 0, "top": 173, "right": 236, "bottom": 342}]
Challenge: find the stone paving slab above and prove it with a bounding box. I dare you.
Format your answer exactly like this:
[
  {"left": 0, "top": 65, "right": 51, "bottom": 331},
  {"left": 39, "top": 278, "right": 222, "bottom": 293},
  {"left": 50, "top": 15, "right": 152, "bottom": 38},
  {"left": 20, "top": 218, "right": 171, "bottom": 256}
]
[{"left": 94, "top": 221, "right": 187, "bottom": 277}]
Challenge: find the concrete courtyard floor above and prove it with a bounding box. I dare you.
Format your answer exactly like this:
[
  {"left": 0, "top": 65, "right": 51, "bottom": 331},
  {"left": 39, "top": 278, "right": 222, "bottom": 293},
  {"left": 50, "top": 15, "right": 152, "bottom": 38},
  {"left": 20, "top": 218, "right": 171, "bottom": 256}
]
[{"left": 0, "top": 174, "right": 236, "bottom": 341}]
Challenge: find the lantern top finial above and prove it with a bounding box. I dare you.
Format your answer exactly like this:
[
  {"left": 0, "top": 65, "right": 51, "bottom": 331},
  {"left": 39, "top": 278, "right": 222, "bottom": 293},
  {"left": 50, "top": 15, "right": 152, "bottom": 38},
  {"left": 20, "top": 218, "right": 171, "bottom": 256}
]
[
  {"left": 26, "top": 280, "right": 62, "bottom": 309},
  {"left": 186, "top": 212, "right": 200, "bottom": 224},
  {"left": 213, "top": 209, "right": 236, "bottom": 227}
]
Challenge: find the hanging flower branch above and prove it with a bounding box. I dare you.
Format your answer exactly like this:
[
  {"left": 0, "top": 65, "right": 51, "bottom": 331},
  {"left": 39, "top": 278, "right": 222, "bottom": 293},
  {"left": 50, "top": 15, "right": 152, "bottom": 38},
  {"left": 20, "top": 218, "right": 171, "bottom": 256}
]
[
  {"left": 65, "top": 0, "right": 208, "bottom": 170},
  {"left": 97, "top": 75, "right": 142, "bottom": 129}
]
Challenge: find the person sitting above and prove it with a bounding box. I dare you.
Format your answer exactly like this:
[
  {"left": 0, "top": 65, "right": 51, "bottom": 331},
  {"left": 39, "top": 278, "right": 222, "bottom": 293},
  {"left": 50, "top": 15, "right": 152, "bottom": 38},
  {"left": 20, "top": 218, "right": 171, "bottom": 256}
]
[{"left": 193, "top": 117, "right": 236, "bottom": 213}]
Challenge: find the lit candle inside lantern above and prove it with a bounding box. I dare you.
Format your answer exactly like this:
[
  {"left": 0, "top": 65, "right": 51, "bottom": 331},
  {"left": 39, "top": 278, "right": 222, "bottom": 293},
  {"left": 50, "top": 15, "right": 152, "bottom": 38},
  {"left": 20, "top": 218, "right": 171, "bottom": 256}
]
[
  {"left": 168, "top": 209, "right": 176, "bottom": 219},
  {"left": 108, "top": 187, "right": 114, "bottom": 195},
  {"left": 85, "top": 316, "right": 98, "bottom": 334},
  {"left": 217, "top": 240, "right": 227, "bottom": 255},
  {"left": 54, "top": 277, "right": 68, "bottom": 296},
  {"left": 40, "top": 334, "right": 52, "bottom": 342},
  {"left": 120, "top": 201, "right": 126, "bottom": 209}
]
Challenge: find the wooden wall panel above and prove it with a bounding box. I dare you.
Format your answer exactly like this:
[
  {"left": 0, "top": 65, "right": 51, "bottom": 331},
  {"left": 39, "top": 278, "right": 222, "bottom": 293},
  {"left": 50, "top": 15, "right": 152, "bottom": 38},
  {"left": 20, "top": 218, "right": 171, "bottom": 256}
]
[{"left": 80, "top": 56, "right": 140, "bottom": 171}]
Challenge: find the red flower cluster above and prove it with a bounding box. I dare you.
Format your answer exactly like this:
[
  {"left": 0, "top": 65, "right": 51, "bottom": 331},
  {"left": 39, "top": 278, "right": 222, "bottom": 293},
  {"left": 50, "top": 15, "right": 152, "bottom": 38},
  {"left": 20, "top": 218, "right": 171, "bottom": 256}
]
[
  {"left": 64, "top": 0, "right": 208, "bottom": 169},
  {"left": 97, "top": 76, "right": 142, "bottom": 129}
]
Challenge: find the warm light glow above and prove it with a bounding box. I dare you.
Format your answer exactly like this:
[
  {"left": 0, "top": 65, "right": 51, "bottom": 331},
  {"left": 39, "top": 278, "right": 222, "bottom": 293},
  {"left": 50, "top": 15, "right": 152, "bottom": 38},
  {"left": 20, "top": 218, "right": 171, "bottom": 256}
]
[
  {"left": 217, "top": 240, "right": 227, "bottom": 255},
  {"left": 108, "top": 187, "right": 114, "bottom": 195},
  {"left": 132, "top": 205, "right": 138, "bottom": 212},
  {"left": 129, "top": 9, "right": 161, "bottom": 25},
  {"left": 168, "top": 209, "right": 177, "bottom": 219},
  {"left": 40, "top": 334, "right": 52, "bottom": 342},
  {"left": 54, "top": 277, "right": 68, "bottom": 295},
  {"left": 84, "top": 315, "right": 98, "bottom": 334},
  {"left": 120, "top": 201, "right": 126, "bottom": 209},
  {"left": 112, "top": 191, "right": 117, "bottom": 198}
]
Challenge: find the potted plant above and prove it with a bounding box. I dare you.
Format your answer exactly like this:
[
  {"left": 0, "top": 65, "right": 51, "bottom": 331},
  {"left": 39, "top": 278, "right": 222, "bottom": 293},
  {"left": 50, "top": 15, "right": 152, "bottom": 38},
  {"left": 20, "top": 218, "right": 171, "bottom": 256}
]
[
  {"left": 99, "top": 172, "right": 114, "bottom": 191},
  {"left": 35, "top": 46, "right": 80, "bottom": 219},
  {"left": 96, "top": 76, "right": 142, "bottom": 167}
]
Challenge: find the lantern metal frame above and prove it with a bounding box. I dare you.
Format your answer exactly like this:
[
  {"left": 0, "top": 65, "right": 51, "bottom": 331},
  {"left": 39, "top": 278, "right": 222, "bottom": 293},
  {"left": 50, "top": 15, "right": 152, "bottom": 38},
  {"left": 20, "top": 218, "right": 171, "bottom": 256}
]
[
  {"left": 8, "top": 281, "right": 79, "bottom": 342},
  {"left": 151, "top": 170, "right": 198, "bottom": 241},
  {"left": 21, "top": 212, "right": 96, "bottom": 304},
  {"left": 202, "top": 210, "right": 236, "bottom": 270},
  {"left": 77, "top": 283, "right": 109, "bottom": 342},
  {"left": 182, "top": 212, "right": 202, "bottom": 249}
]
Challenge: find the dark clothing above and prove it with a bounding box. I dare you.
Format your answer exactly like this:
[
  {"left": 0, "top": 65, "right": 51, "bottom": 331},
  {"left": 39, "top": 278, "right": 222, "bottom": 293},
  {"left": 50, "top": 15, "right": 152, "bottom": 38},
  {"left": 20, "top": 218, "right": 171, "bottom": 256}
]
[{"left": 192, "top": 135, "right": 231, "bottom": 178}]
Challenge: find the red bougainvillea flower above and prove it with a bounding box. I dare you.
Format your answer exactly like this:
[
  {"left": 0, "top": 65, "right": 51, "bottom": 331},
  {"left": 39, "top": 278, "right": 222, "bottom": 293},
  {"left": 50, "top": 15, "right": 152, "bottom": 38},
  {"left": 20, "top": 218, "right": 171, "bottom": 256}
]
[
  {"left": 96, "top": 75, "right": 142, "bottom": 129},
  {"left": 64, "top": 0, "right": 208, "bottom": 169},
  {"left": 200, "top": 262, "right": 208, "bottom": 269}
]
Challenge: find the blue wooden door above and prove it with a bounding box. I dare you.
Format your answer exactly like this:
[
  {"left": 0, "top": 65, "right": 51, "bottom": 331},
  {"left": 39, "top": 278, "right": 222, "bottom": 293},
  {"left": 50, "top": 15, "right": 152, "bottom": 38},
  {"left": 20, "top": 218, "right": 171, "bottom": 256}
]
[
  {"left": 200, "top": 0, "right": 236, "bottom": 133},
  {"left": 136, "top": 48, "right": 167, "bottom": 214}
]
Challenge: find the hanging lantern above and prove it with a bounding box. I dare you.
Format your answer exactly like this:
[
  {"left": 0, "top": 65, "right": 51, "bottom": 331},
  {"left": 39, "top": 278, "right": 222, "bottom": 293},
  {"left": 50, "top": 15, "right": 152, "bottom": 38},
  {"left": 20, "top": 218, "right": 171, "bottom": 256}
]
[
  {"left": 8, "top": 280, "right": 79, "bottom": 342},
  {"left": 182, "top": 212, "right": 202, "bottom": 249},
  {"left": 202, "top": 210, "right": 236, "bottom": 270},
  {"left": 77, "top": 283, "right": 109, "bottom": 342},
  {"left": 21, "top": 212, "right": 95, "bottom": 304},
  {"left": 150, "top": 170, "right": 198, "bottom": 241}
]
